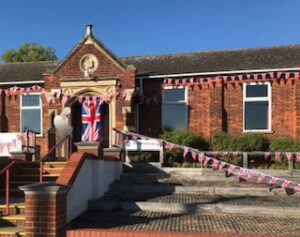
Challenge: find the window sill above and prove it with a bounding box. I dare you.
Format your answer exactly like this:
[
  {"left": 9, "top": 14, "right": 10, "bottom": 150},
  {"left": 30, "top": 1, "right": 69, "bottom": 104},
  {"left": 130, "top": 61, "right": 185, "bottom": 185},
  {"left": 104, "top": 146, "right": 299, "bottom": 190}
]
[{"left": 242, "top": 130, "right": 274, "bottom": 134}]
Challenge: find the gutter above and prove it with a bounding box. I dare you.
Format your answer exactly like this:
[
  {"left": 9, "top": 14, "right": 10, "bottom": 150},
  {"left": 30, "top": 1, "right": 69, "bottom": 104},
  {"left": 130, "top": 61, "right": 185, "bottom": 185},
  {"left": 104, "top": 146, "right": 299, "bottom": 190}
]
[
  {"left": 135, "top": 78, "right": 144, "bottom": 133},
  {"left": 0, "top": 80, "right": 44, "bottom": 85},
  {"left": 136, "top": 67, "right": 300, "bottom": 79}
]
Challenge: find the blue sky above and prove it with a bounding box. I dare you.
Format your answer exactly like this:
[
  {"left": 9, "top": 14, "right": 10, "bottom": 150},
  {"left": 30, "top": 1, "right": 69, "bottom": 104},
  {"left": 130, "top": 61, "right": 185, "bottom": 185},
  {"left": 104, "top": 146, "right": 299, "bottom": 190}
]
[{"left": 1, "top": 0, "right": 300, "bottom": 60}]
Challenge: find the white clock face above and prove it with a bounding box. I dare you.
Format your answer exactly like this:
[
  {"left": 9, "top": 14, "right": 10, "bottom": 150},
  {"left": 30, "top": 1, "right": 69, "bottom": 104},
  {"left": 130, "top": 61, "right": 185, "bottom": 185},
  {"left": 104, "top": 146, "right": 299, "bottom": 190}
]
[{"left": 80, "top": 54, "right": 99, "bottom": 72}]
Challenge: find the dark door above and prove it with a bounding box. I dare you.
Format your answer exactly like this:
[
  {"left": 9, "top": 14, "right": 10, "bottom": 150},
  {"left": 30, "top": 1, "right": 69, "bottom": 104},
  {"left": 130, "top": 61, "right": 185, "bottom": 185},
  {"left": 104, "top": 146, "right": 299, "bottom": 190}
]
[
  {"left": 101, "top": 102, "right": 109, "bottom": 148},
  {"left": 71, "top": 101, "right": 82, "bottom": 143}
]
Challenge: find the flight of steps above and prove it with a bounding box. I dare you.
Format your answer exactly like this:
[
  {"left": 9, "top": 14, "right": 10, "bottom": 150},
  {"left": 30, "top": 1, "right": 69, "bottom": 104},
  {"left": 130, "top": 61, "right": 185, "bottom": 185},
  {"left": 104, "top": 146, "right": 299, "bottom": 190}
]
[
  {"left": 68, "top": 163, "right": 300, "bottom": 235},
  {"left": 0, "top": 161, "right": 66, "bottom": 236}
]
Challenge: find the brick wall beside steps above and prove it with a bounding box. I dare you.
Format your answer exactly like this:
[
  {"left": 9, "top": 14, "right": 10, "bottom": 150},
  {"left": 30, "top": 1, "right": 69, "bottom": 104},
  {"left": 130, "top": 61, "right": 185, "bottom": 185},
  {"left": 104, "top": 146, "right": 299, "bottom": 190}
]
[{"left": 19, "top": 182, "right": 69, "bottom": 237}]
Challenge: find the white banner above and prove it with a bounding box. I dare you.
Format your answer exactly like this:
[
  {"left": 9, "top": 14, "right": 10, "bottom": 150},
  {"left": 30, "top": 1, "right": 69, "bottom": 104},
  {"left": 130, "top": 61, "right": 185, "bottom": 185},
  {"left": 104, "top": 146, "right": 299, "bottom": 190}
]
[
  {"left": 0, "top": 133, "right": 23, "bottom": 157},
  {"left": 124, "top": 139, "right": 162, "bottom": 151}
]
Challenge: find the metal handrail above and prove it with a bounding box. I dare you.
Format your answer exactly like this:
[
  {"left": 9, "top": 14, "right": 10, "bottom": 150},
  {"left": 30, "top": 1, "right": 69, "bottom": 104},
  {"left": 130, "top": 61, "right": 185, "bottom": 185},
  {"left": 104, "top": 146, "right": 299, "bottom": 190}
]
[
  {"left": 39, "top": 135, "right": 72, "bottom": 183},
  {"left": 0, "top": 160, "right": 17, "bottom": 215},
  {"left": 0, "top": 160, "right": 16, "bottom": 176}
]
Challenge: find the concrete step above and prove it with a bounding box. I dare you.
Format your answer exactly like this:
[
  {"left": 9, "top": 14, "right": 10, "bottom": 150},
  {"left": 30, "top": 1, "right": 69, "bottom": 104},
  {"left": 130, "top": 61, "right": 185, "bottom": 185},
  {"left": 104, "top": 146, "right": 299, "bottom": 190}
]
[
  {"left": 89, "top": 193, "right": 300, "bottom": 218},
  {"left": 0, "top": 204, "right": 25, "bottom": 216},
  {"left": 109, "top": 182, "right": 299, "bottom": 197},
  {"left": 43, "top": 161, "right": 67, "bottom": 167},
  {"left": 0, "top": 226, "right": 24, "bottom": 236},
  {"left": 0, "top": 215, "right": 24, "bottom": 227},
  {"left": 9, "top": 174, "right": 39, "bottom": 182},
  {"left": 124, "top": 165, "right": 300, "bottom": 182},
  {"left": 120, "top": 173, "right": 261, "bottom": 186},
  {"left": 15, "top": 168, "right": 39, "bottom": 175},
  {"left": 89, "top": 200, "right": 300, "bottom": 218},
  {"left": 0, "top": 189, "right": 24, "bottom": 198},
  {"left": 101, "top": 192, "right": 300, "bottom": 206}
]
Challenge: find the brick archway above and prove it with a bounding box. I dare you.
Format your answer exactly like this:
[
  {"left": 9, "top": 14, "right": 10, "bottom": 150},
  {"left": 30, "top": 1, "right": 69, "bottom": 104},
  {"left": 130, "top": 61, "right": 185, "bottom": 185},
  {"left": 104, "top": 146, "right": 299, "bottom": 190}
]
[{"left": 68, "top": 99, "right": 110, "bottom": 148}]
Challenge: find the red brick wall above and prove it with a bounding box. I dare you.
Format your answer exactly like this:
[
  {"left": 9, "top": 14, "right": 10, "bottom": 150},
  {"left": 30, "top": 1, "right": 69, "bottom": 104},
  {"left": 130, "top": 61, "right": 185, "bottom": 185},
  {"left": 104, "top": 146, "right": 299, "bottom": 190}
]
[
  {"left": 55, "top": 44, "right": 123, "bottom": 79},
  {"left": 271, "top": 79, "right": 296, "bottom": 137},
  {"left": 188, "top": 84, "right": 210, "bottom": 138},
  {"left": 139, "top": 79, "right": 163, "bottom": 135},
  {"left": 1, "top": 39, "right": 136, "bottom": 158},
  {"left": 2, "top": 75, "right": 300, "bottom": 159},
  {"left": 140, "top": 78, "right": 300, "bottom": 140},
  {"left": 52, "top": 41, "right": 136, "bottom": 132},
  {"left": 0, "top": 85, "right": 54, "bottom": 158},
  {"left": 3, "top": 37, "right": 300, "bottom": 157},
  {"left": 223, "top": 82, "right": 243, "bottom": 135}
]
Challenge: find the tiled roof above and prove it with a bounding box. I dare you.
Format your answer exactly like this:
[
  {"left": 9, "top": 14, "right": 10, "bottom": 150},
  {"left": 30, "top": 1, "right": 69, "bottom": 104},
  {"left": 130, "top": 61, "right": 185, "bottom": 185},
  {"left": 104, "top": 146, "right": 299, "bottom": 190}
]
[
  {"left": 0, "top": 61, "right": 58, "bottom": 83},
  {"left": 2, "top": 44, "right": 300, "bottom": 82},
  {"left": 120, "top": 44, "right": 300, "bottom": 76}
]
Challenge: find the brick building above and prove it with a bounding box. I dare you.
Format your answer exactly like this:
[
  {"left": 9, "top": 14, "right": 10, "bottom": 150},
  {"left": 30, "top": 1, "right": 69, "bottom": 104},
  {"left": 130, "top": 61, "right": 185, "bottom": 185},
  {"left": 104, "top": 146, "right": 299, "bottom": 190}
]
[{"left": 1, "top": 24, "right": 300, "bottom": 157}]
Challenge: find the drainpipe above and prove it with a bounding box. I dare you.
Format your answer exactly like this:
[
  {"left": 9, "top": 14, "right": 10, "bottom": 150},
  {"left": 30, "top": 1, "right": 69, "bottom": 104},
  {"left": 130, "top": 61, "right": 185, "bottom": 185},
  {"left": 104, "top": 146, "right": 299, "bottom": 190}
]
[{"left": 135, "top": 78, "right": 144, "bottom": 133}]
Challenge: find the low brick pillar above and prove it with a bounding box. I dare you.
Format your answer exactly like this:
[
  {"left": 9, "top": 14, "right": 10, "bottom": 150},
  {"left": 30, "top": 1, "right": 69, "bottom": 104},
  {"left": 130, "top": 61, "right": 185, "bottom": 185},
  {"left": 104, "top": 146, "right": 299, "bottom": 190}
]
[{"left": 19, "top": 182, "right": 69, "bottom": 237}]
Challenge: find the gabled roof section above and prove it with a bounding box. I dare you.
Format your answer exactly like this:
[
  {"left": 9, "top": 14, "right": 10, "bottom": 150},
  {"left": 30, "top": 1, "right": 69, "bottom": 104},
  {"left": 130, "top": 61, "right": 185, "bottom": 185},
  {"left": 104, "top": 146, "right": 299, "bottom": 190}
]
[
  {"left": 52, "top": 26, "right": 128, "bottom": 73},
  {"left": 0, "top": 61, "right": 58, "bottom": 83},
  {"left": 120, "top": 44, "right": 300, "bottom": 76}
]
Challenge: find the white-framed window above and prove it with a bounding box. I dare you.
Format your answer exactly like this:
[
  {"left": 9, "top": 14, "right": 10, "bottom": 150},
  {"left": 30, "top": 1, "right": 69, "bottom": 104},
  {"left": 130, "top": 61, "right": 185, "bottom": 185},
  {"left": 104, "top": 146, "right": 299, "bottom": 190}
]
[
  {"left": 20, "top": 94, "right": 43, "bottom": 135},
  {"left": 243, "top": 82, "right": 271, "bottom": 132},
  {"left": 162, "top": 87, "right": 188, "bottom": 129}
]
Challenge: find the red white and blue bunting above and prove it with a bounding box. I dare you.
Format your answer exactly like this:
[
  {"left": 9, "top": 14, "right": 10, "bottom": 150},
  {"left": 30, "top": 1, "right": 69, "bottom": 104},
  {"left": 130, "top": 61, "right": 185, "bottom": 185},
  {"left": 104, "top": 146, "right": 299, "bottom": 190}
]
[
  {"left": 197, "top": 151, "right": 300, "bottom": 162},
  {"left": 163, "top": 71, "right": 300, "bottom": 87},
  {"left": 0, "top": 85, "right": 45, "bottom": 96},
  {"left": 119, "top": 130, "right": 300, "bottom": 194},
  {"left": 49, "top": 89, "right": 135, "bottom": 104},
  {"left": 0, "top": 131, "right": 35, "bottom": 154}
]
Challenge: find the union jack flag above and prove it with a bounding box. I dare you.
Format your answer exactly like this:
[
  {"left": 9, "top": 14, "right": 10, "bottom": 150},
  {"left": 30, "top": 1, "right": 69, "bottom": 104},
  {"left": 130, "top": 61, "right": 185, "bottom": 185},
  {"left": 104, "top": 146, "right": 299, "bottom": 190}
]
[{"left": 81, "top": 98, "right": 102, "bottom": 142}]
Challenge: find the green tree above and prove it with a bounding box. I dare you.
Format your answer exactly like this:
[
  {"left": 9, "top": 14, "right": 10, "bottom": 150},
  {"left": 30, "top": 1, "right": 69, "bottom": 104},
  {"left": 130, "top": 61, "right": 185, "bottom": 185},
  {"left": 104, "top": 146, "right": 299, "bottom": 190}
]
[{"left": 1, "top": 43, "right": 57, "bottom": 63}]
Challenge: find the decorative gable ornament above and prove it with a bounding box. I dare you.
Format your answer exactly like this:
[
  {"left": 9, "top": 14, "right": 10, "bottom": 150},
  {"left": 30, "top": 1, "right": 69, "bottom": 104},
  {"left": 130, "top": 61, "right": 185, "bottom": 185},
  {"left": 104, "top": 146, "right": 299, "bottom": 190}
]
[{"left": 79, "top": 54, "right": 99, "bottom": 77}]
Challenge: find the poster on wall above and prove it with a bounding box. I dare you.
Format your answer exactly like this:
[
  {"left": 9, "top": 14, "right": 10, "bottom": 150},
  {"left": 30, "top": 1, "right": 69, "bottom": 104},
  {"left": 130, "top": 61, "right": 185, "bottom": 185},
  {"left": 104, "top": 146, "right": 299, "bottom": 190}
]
[
  {"left": 0, "top": 133, "right": 23, "bottom": 157},
  {"left": 124, "top": 139, "right": 162, "bottom": 151}
]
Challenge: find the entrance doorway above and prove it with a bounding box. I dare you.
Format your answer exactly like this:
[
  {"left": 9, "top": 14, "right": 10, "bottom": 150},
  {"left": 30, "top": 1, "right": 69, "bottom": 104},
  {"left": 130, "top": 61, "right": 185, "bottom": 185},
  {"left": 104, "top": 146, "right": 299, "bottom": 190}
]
[{"left": 70, "top": 100, "right": 110, "bottom": 148}]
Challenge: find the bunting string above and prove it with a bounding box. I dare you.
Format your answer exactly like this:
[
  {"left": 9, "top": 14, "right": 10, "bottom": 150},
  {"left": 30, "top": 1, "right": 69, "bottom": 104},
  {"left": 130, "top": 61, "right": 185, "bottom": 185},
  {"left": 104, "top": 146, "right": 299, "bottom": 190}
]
[
  {"left": 48, "top": 89, "right": 162, "bottom": 105},
  {"left": 196, "top": 151, "right": 300, "bottom": 163},
  {"left": 0, "top": 84, "right": 162, "bottom": 105},
  {"left": 163, "top": 71, "right": 300, "bottom": 87},
  {"left": 0, "top": 131, "right": 35, "bottom": 154},
  {"left": 0, "top": 85, "right": 45, "bottom": 96},
  {"left": 115, "top": 129, "right": 300, "bottom": 194}
]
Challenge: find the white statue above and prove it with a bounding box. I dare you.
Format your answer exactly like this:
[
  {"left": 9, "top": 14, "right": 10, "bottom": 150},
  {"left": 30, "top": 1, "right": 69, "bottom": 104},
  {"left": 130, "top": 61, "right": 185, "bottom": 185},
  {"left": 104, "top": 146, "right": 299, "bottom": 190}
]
[{"left": 54, "top": 107, "right": 73, "bottom": 140}]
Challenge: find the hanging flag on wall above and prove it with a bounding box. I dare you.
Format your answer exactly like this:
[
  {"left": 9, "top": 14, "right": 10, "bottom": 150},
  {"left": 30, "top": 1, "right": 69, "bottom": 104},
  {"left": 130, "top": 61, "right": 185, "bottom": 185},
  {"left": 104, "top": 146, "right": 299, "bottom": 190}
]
[{"left": 81, "top": 98, "right": 102, "bottom": 142}]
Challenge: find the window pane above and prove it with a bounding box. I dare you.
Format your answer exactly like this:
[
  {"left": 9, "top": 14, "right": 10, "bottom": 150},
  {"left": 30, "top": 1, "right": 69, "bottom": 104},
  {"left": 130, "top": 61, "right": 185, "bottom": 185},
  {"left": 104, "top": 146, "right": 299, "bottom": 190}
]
[
  {"left": 21, "top": 109, "right": 41, "bottom": 133},
  {"left": 246, "top": 84, "right": 268, "bottom": 97},
  {"left": 22, "top": 95, "right": 40, "bottom": 106},
  {"left": 162, "top": 104, "right": 187, "bottom": 129},
  {"left": 164, "top": 88, "right": 185, "bottom": 102},
  {"left": 245, "top": 101, "right": 269, "bottom": 130}
]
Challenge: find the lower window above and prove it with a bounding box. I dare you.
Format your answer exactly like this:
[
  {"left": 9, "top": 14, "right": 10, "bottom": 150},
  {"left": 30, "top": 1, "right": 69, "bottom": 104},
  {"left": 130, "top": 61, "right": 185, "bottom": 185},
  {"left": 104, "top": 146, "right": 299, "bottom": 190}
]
[
  {"left": 162, "top": 87, "right": 187, "bottom": 129},
  {"left": 21, "top": 94, "right": 42, "bottom": 135},
  {"left": 243, "top": 82, "right": 271, "bottom": 131},
  {"left": 244, "top": 101, "right": 269, "bottom": 130}
]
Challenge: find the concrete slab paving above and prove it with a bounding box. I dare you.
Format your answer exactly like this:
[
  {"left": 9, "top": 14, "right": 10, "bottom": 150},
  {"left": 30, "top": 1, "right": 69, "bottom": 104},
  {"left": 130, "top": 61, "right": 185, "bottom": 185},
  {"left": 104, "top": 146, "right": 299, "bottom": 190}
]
[{"left": 68, "top": 210, "right": 300, "bottom": 237}]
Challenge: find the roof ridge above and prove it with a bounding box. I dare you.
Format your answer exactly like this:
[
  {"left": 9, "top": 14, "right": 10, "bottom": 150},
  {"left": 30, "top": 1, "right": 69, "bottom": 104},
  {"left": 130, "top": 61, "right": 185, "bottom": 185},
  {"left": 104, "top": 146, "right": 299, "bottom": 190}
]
[
  {"left": 0, "top": 60, "right": 59, "bottom": 65},
  {"left": 120, "top": 43, "right": 300, "bottom": 60}
]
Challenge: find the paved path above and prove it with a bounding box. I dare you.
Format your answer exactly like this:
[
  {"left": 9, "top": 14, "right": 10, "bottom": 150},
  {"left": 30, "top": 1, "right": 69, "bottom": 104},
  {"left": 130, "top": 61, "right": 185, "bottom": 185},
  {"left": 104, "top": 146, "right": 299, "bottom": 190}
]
[
  {"left": 68, "top": 210, "right": 300, "bottom": 236},
  {"left": 101, "top": 193, "right": 300, "bottom": 207}
]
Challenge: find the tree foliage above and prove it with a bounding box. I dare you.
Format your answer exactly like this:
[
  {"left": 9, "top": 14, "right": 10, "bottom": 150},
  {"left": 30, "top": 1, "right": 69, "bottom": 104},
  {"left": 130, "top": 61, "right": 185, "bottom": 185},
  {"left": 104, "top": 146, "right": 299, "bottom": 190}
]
[{"left": 1, "top": 43, "right": 57, "bottom": 63}]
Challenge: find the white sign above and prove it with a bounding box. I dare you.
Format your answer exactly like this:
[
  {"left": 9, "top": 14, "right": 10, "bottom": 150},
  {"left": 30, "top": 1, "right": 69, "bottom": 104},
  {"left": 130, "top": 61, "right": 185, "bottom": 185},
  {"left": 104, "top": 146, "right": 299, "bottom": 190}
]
[
  {"left": 124, "top": 139, "right": 161, "bottom": 151},
  {"left": 0, "top": 133, "right": 23, "bottom": 157}
]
